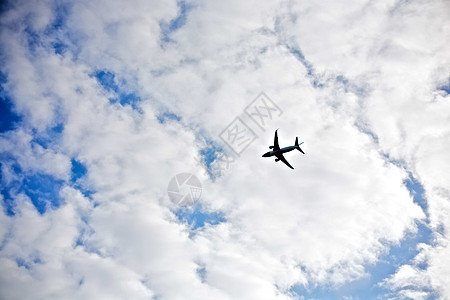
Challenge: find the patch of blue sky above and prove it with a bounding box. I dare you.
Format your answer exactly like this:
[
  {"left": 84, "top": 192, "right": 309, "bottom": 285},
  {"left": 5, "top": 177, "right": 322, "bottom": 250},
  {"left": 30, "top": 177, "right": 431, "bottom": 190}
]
[
  {"left": 286, "top": 46, "right": 368, "bottom": 97},
  {"left": 1, "top": 159, "right": 65, "bottom": 215},
  {"left": 31, "top": 123, "right": 64, "bottom": 149},
  {"left": 20, "top": 173, "right": 64, "bottom": 214},
  {"left": 354, "top": 120, "right": 380, "bottom": 144},
  {"left": 291, "top": 175, "right": 432, "bottom": 299},
  {"left": 15, "top": 258, "right": 31, "bottom": 270},
  {"left": 51, "top": 41, "right": 68, "bottom": 55},
  {"left": 286, "top": 46, "right": 323, "bottom": 88},
  {"left": 335, "top": 74, "right": 368, "bottom": 97},
  {"left": 45, "top": 2, "right": 71, "bottom": 55},
  {"left": 0, "top": 93, "right": 21, "bottom": 133},
  {"left": 27, "top": 23, "right": 68, "bottom": 57},
  {"left": 0, "top": 72, "right": 22, "bottom": 133},
  {"left": 379, "top": 153, "right": 409, "bottom": 174},
  {"left": 0, "top": 153, "right": 21, "bottom": 173},
  {"left": 1, "top": 186, "right": 16, "bottom": 216},
  {"left": 16, "top": 257, "right": 41, "bottom": 270},
  {"left": 200, "top": 141, "right": 223, "bottom": 172},
  {"left": 74, "top": 187, "right": 95, "bottom": 200},
  {"left": 157, "top": 112, "right": 181, "bottom": 123},
  {"left": 23, "top": 26, "right": 43, "bottom": 54},
  {"left": 404, "top": 175, "right": 428, "bottom": 216},
  {"left": 93, "top": 70, "right": 141, "bottom": 108},
  {"left": 160, "top": 0, "right": 192, "bottom": 43},
  {"left": 71, "top": 159, "right": 87, "bottom": 182},
  {"left": 0, "top": 157, "right": 22, "bottom": 215},
  {"left": 194, "top": 132, "right": 226, "bottom": 178},
  {"left": 437, "top": 79, "right": 450, "bottom": 94},
  {"left": 94, "top": 70, "right": 118, "bottom": 93},
  {"left": 196, "top": 265, "right": 207, "bottom": 283},
  {"left": 2, "top": 1, "right": 69, "bottom": 55},
  {"left": 74, "top": 215, "right": 93, "bottom": 248},
  {"left": 48, "top": 2, "right": 71, "bottom": 32},
  {"left": 74, "top": 234, "right": 85, "bottom": 248},
  {"left": 117, "top": 93, "right": 141, "bottom": 107},
  {"left": 175, "top": 202, "right": 226, "bottom": 231},
  {"left": 291, "top": 246, "right": 421, "bottom": 300},
  {"left": 70, "top": 159, "right": 94, "bottom": 199},
  {"left": 0, "top": 1, "right": 9, "bottom": 14},
  {"left": 291, "top": 280, "right": 381, "bottom": 300},
  {"left": 1, "top": 152, "right": 92, "bottom": 215}
]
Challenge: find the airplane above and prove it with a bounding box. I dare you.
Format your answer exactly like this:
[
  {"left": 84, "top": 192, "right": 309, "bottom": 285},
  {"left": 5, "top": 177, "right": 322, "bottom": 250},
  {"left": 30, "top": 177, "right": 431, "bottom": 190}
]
[{"left": 262, "top": 129, "right": 304, "bottom": 169}]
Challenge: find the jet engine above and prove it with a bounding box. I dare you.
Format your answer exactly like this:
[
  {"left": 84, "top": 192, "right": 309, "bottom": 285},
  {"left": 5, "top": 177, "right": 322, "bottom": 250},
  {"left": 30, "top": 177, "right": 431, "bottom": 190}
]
[
  {"left": 275, "top": 158, "right": 279, "bottom": 162},
  {"left": 269, "top": 146, "right": 274, "bottom": 149}
]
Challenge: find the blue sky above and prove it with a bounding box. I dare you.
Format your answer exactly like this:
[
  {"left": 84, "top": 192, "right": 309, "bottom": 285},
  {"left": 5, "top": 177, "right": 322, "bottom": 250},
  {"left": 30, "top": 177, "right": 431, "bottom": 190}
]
[{"left": 0, "top": 1, "right": 449, "bottom": 299}]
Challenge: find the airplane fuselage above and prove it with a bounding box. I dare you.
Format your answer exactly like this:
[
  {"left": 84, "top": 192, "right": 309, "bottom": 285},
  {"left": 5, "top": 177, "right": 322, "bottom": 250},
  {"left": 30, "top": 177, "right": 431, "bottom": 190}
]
[
  {"left": 262, "top": 129, "right": 304, "bottom": 169},
  {"left": 262, "top": 145, "right": 297, "bottom": 157}
]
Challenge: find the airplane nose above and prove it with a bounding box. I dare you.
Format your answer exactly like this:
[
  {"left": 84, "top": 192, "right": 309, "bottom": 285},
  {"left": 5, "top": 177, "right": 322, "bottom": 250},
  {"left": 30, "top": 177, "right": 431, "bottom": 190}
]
[{"left": 262, "top": 152, "right": 270, "bottom": 157}]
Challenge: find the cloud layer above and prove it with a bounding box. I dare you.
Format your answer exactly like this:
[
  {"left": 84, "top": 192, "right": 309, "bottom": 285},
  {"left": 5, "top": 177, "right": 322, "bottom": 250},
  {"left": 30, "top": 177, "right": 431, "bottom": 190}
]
[{"left": 1, "top": 0, "right": 449, "bottom": 299}]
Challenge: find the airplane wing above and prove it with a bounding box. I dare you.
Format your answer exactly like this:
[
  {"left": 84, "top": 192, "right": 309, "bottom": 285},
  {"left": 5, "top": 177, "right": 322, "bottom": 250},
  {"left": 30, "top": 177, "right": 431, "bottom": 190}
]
[
  {"left": 276, "top": 153, "right": 294, "bottom": 169},
  {"left": 273, "top": 129, "right": 280, "bottom": 151}
]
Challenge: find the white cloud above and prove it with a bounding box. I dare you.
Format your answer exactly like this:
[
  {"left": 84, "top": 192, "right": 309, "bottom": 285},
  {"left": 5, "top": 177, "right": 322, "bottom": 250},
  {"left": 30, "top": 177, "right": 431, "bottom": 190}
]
[
  {"left": 1, "top": 0, "right": 449, "bottom": 299},
  {"left": 0, "top": 129, "right": 71, "bottom": 180},
  {"left": 274, "top": 0, "right": 450, "bottom": 297}
]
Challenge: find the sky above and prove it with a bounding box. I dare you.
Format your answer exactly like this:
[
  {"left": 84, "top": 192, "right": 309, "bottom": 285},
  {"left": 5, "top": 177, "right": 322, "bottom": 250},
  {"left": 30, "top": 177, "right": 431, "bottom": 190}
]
[{"left": 0, "top": 0, "right": 449, "bottom": 299}]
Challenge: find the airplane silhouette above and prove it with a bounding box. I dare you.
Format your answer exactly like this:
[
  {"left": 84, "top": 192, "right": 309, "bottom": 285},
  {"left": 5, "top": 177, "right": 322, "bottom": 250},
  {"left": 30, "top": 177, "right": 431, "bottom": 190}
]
[{"left": 262, "top": 129, "right": 304, "bottom": 169}]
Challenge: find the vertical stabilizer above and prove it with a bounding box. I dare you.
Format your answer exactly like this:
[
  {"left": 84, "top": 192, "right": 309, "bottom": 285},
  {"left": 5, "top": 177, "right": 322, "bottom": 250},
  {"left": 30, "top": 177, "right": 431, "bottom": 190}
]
[{"left": 295, "top": 137, "right": 305, "bottom": 154}]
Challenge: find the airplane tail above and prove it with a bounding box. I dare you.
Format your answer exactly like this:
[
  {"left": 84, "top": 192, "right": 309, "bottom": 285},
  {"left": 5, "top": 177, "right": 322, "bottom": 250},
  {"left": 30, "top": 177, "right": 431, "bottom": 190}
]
[{"left": 295, "top": 137, "right": 305, "bottom": 154}]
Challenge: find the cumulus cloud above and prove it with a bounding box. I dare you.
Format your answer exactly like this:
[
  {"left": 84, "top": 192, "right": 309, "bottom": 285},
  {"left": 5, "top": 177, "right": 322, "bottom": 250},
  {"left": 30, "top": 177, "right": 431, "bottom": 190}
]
[{"left": 0, "top": 0, "right": 449, "bottom": 299}]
